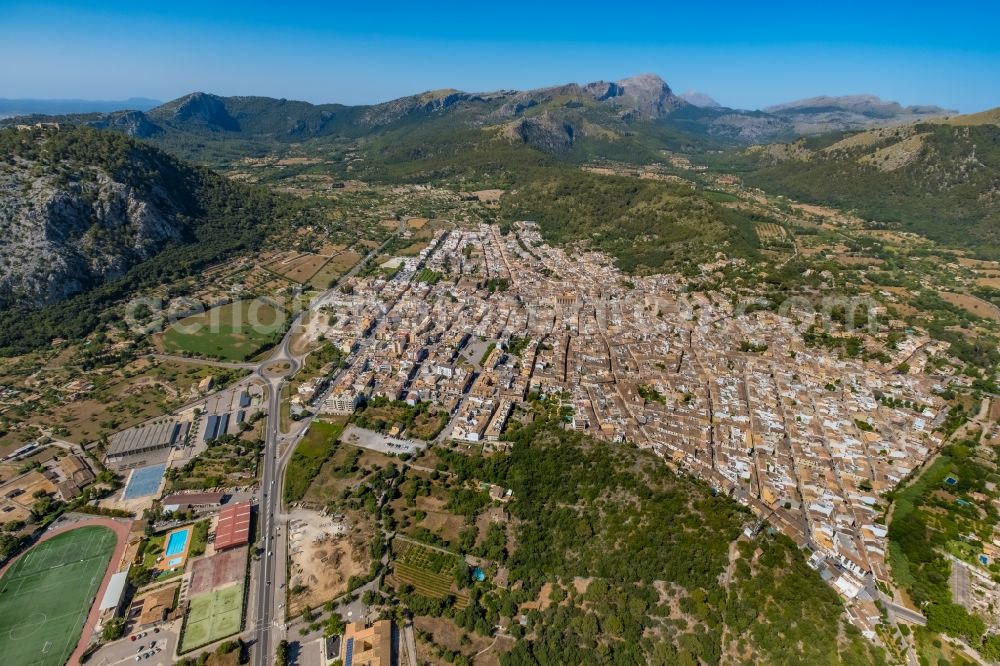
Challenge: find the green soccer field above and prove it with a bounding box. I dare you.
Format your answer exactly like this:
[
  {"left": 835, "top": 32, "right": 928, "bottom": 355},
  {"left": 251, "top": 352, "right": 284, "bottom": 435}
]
[
  {"left": 0, "top": 526, "right": 117, "bottom": 666},
  {"left": 181, "top": 582, "right": 244, "bottom": 652},
  {"left": 161, "top": 300, "right": 285, "bottom": 362}
]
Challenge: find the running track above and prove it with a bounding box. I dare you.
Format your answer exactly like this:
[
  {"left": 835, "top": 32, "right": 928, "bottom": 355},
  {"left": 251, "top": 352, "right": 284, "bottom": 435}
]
[{"left": 0, "top": 516, "right": 132, "bottom": 666}]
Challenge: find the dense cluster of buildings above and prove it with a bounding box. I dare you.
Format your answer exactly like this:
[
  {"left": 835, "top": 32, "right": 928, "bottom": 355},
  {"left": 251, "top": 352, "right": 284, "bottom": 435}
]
[{"left": 304, "top": 222, "right": 950, "bottom": 635}]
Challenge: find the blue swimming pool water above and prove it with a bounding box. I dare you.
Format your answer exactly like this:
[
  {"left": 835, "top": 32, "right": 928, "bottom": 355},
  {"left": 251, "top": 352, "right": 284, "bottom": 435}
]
[
  {"left": 165, "top": 528, "right": 190, "bottom": 557},
  {"left": 122, "top": 463, "right": 167, "bottom": 500}
]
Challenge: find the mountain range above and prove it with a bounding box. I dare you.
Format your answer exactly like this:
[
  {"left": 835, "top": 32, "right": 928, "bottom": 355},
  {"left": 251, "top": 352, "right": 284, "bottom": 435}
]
[
  {"left": 3, "top": 75, "right": 956, "bottom": 157},
  {"left": 0, "top": 73, "right": 995, "bottom": 350}
]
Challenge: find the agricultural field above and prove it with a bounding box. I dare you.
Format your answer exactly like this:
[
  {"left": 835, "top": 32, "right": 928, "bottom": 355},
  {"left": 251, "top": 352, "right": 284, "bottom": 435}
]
[
  {"left": 159, "top": 300, "right": 287, "bottom": 362},
  {"left": 283, "top": 419, "right": 346, "bottom": 503},
  {"left": 938, "top": 291, "right": 1000, "bottom": 322},
  {"left": 180, "top": 582, "right": 244, "bottom": 652},
  {"left": 262, "top": 251, "right": 330, "bottom": 284},
  {"left": 0, "top": 526, "right": 117, "bottom": 666},
  {"left": 16, "top": 357, "right": 243, "bottom": 446},
  {"left": 309, "top": 250, "right": 363, "bottom": 289},
  {"left": 755, "top": 222, "right": 787, "bottom": 242},
  {"left": 391, "top": 539, "right": 468, "bottom": 610}
]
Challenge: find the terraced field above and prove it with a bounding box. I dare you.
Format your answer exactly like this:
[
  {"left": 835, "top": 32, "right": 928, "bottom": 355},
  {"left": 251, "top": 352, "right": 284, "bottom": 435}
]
[{"left": 392, "top": 540, "right": 468, "bottom": 610}]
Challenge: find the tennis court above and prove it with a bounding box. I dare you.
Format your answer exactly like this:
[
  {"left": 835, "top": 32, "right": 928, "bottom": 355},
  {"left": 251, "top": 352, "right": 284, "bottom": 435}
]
[
  {"left": 180, "top": 581, "right": 244, "bottom": 652},
  {"left": 0, "top": 526, "right": 117, "bottom": 666},
  {"left": 122, "top": 463, "right": 167, "bottom": 500}
]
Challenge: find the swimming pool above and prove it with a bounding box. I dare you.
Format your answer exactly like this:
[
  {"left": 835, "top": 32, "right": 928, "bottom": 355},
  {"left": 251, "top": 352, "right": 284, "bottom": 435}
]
[
  {"left": 122, "top": 463, "right": 167, "bottom": 500},
  {"left": 165, "top": 528, "right": 191, "bottom": 557}
]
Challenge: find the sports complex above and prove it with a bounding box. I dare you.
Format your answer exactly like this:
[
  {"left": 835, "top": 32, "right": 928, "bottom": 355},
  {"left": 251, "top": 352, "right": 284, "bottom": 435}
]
[
  {"left": 180, "top": 581, "right": 245, "bottom": 652},
  {"left": 0, "top": 525, "right": 118, "bottom": 666},
  {"left": 178, "top": 543, "right": 249, "bottom": 653}
]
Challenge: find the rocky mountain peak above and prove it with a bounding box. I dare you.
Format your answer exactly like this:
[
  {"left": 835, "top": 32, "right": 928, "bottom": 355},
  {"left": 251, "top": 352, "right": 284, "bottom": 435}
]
[
  {"left": 151, "top": 92, "right": 240, "bottom": 131},
  {"left": 614, "top": 73, "right": 684, "bottom": 118}
]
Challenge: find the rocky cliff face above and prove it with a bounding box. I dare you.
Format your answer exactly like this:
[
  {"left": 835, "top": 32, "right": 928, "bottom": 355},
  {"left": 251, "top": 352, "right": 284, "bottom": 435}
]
[
  {"left": 615, "top": 73, "right": 686, "bottom": 118},
  {"left": 0, "top": 131, "right": 191, "bottom": 308},
  {"left": 503, "top": 112, "right": 576, "bottom": 152}
]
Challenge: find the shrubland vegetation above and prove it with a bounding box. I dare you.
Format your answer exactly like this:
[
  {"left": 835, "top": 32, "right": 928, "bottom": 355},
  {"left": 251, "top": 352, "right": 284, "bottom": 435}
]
[
  {"left": 718, "top": 123, "right": 1000, "bottom": 258},
  {"left": 501, "top": 169, "right": 759, "bottom": 274},
  {"left": 380, "top": 411, "right": 885, "bottom": 665},
  {"left": 887, "top": 439, "right": 1000, "bottom": 652}
]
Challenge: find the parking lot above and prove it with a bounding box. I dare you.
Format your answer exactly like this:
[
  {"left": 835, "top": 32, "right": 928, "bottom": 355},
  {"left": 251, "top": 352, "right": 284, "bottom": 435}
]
[
  {"left": 85, "top": 623, "right": 177, "bottom": 666},
  {"left": 340, "top": 425, "right": 426, "bottom": 456}
]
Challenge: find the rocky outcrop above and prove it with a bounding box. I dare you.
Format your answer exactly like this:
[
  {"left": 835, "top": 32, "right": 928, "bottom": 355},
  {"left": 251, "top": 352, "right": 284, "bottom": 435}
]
[
  {"left": 84, "top": 110, "right": 164, "bottom": 138},
  {"left": 615, "top": 74, "right": 685, "bottom": 118},
  {"left": 679, "top": 90, "right": 722, "bottom": 108},
  {"left": 360, "top": 90, "right": 488, "bottom": 128},
  {"left": 503, "top": 112, "right": 576, "bottom": 152},
  {"left": 0, "top": 134, "right": 191, "bottom": 308},
  {"left": 148, "top": 92, "right": 240, "bottom": 132}
]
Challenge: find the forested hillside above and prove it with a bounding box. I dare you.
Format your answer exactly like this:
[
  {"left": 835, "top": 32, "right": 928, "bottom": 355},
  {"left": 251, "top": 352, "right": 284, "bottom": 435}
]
[
  {"left": 435, "top": 419, "right": 885, "bottom": 666},
  {"left": 501, "top": 170, "right": 760, "bottom": 274},
  {"left": 716, "top": 120, "right": 1000, "bottom": 257}
]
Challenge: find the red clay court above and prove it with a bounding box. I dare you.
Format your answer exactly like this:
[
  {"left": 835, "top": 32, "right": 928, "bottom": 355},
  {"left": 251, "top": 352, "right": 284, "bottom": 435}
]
[
  {"left": 213, "top": 501, "right": 251, "bottom": 551},
  {"left": 188, "top": 546, "right": 248, "bottom": 596}
]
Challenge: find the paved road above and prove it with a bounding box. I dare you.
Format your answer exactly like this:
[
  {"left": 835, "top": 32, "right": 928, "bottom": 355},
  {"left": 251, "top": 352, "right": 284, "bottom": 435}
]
[
  {"left": 147, "top": 353, "right": 257, "bottom": 370},
  {"left": 250, "top": 234, "right": 401, "bottom": 666},
  {"left": 951, "top": 559, "right": 972, "bottom": 609},
  {"left": 885, "top": 599, "right": 927, "bottom": 626}
]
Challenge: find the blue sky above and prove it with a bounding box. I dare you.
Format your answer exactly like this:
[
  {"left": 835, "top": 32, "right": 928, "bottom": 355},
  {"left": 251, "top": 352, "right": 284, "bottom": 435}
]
[{"left": 2, "top": 1, "right": 999, "bottom": 112}]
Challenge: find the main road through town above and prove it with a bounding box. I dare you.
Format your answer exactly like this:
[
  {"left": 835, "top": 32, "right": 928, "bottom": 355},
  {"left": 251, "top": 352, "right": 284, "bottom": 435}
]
[{"left": 249, "top": 234, "right": 398, "bottom": 666}]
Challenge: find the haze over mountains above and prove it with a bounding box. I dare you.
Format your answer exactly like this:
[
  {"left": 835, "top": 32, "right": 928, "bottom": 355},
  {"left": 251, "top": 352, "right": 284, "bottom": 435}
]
[
  {"left": 5, "top": 74, "right": 957, "bottom": 149},
  {"left": 0, "top": 97, "right": 161, "bottom": 119}
]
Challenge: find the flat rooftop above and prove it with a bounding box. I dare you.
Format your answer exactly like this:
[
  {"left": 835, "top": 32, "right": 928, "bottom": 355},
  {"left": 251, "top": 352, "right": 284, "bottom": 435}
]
[
  {"left": 108, "top": 420, "right": 186, "bottom": 457},
  {"left": 161, "top": 492, "right": 225, "bottom": 508}
]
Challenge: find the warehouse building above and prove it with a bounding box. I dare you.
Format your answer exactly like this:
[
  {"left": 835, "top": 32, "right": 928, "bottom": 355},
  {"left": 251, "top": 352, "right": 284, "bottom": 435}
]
[{"left": 107, "top": 420, "right": 188, "bottom": 464}]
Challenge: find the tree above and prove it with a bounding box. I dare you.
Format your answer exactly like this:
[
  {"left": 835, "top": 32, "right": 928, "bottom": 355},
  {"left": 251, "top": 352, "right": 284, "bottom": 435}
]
[
  {"left": 275, "top": 639, "right": 290, "bottom": 666},
  {"left": 454, "top": 561, "right": 471, "bottom": 589},
  {"left": 102, "top": 617, "right": 126, "bottom": 641},
  {"left": 324, "top": 613, "right": 345, "bottom": 638}
]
